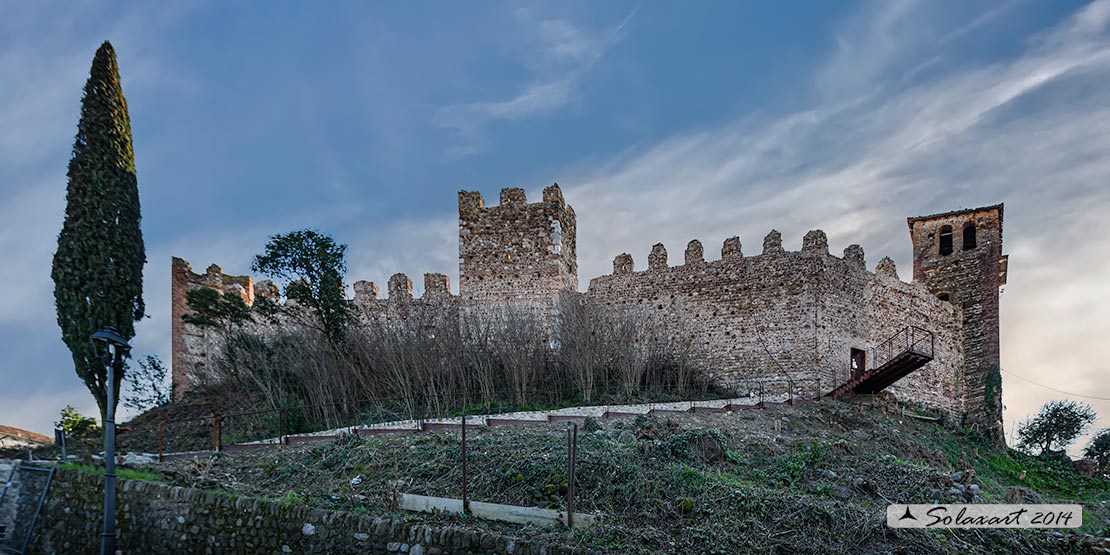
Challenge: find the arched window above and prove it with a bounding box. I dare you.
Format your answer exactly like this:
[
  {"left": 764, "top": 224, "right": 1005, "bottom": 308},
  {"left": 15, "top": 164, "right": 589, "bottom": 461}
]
[
  {"left": 963, "top": 223, "right": 977, "bottom": 250},
  {"left": 938, "top": 225, "right": 953, "bottom": 256},
  {"left": 936, "top": 291, "right": 950, "bottom": 302}
]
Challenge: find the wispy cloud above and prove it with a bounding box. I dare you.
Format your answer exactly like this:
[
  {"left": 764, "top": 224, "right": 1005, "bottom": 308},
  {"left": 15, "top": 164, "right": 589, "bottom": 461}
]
[
  {"left": 562, "top": 0, "right": 1110, "bottom": 452},
  {"left": 435, "top": 9, "right": 636, "bottom": 158}
]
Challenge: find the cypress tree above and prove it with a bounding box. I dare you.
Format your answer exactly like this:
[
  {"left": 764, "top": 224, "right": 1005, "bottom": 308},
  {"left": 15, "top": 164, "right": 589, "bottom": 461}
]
[{"left": 52, "top": 41, "right": 146, "bottom": 423}]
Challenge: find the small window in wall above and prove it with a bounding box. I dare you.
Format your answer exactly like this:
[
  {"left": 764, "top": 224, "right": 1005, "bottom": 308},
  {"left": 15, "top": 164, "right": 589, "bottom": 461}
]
[
  {"left": 938, "top": 225, "right": 954, "bottom": 256},
  {"left": 963, "top": 223, "right": 977, "bottom": 250},
  {"left": 936, "top": 291, "right": 951, "bottom": 302}
]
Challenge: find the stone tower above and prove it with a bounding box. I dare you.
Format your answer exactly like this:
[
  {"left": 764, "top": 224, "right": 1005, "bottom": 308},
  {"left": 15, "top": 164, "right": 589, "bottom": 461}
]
[
  {"left": 171, "top": 257, "right": 256, "bottom": 401},
  {"left": 457, "top": 184, "right": 577, "bottom": 325},
  {"left": 907, "top": 204, "right": 1007, "bottom": 441}
]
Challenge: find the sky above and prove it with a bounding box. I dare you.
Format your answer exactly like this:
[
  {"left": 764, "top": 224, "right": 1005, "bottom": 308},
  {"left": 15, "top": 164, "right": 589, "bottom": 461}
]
[{"left": 1, "top": 1, "right": 1108, "bottom": 455}]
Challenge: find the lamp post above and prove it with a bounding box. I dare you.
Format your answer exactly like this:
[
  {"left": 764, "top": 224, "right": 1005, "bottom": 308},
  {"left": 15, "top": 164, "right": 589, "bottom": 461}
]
[{"left": 90, "top": 326, "right": 130, "bottom": 555}]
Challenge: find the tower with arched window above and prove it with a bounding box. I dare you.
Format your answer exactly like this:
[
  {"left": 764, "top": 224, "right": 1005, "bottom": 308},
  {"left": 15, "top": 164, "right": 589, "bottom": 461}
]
[{"left": 907, "top": 204, "right": 1007, "bottom": 442}]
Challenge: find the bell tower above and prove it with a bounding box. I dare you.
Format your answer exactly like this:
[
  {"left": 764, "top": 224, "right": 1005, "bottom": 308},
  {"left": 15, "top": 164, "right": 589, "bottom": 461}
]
[{"left": 908, "top": 204, "right": 1007, "bottom": 442}]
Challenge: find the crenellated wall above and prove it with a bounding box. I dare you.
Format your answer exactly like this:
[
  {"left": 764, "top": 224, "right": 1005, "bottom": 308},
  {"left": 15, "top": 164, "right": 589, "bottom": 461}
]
[
  {"left": 458, "top": 184, "right": 577, "bottom": 327},
  {"left": 585, "top": 230, "right": 966, "bottom": 419},
  {"left": 353, "top": 272, "right": 461, "bottom": 336},
  {"left": 171, "top": 187, "right": 1002, "bottom": 423},
  {"left": 172, "top": 263, "right": 460, "bottom": 400}
]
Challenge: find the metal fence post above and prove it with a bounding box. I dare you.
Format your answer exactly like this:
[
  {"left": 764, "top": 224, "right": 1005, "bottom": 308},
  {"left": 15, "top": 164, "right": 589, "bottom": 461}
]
[
  {"left": 461, "top": 404, "right": 469, "bottom": 514},
  {"left": 279, "top": 408, "right": 287, "bottom": 446},
  {"left": 158, "top": 420, "right": 165, "bottom": 462},
  {"left": 566, "top": 422, "right": 577, "bottom": 528}
]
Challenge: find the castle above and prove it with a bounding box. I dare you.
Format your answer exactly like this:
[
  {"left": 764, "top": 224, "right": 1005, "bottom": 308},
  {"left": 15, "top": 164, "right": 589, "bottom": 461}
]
[{"left": 172, "top": 184, "right": 1006, "bottom": 433}]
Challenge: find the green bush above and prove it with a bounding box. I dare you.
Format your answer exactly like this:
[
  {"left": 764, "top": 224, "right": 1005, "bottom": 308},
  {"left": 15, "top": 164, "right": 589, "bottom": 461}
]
[{"left": 55, "top": 405, "right": 100, "bottom": 438}]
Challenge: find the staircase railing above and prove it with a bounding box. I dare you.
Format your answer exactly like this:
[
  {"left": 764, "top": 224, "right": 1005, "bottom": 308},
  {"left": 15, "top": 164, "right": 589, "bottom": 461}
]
[{"left": 871, "top": 325, "right": 935, "bottom": 370}]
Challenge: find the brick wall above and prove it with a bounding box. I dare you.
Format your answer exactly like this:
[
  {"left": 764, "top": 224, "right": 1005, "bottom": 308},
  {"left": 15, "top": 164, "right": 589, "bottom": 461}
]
[
  {"left": 908, "top": 205, "right": 1005, "bottom": 436},
  {"left": 171, "top": 258, "right": 260, "bottom": 401}
]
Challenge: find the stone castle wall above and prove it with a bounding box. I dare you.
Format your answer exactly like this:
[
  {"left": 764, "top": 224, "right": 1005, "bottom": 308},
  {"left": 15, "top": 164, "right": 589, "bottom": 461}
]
[
  {"left": 171, "top": 258, "right": 266, "bottom": 400},
  {"left": 354, "top": 272, "right": 461, "bottom": 335},
  {"left": 33, "top": 469, "right": 598, "bottom": 555},
  {"left": 585, "top": 231, "right": 966, "bottom": 419},
  {"left": 458, "top": 184, "right": 576, "bottom": 326},
  {"left": 171, "top": 186, "right": 1002, "bottom": 422},
  {"left": 172, "top": 261, "right": 461, "bottom": 399}
]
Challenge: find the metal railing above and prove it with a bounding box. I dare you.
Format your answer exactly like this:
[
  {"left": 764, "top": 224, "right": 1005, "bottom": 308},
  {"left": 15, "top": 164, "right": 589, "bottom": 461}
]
[
  {"left": 871, "top": 326, "right": 935, "bottom": 371},
  {"left": 0, "top": 463, "right": 54, "bottom": 555}
]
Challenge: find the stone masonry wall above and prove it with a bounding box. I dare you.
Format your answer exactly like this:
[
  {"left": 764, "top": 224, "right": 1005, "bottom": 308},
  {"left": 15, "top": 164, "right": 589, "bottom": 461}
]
[
  {"left": 354, "top": 273, "right": 461, "bottom": 335},
  {"left": 171, "top": 258, "right": 262, "bottom": 401},
  {"left": 586, "top": 231, "right": 966, "bottom": 419},
  {"left": 909, "top": 205, "right": 1005, "bottom": 434},
  {"left": 172, "top": 261, "right": 460, "bottom": 400},
  {"left": 171, "top": 189, "right": 1000, "bottom": 424},
  {"left": 458, "top": 184, "right": 577, "bottom": 327},
  {"left": 0, "top": 460, "right": 16, "bottom": 542},
  {"left": 33, "top": 469, "right": 600, "bottom": 555}
]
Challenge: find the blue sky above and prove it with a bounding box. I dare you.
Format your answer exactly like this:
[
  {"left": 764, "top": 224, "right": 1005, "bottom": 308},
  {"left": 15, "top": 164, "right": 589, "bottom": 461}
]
[{"left": 1, "top": 1, "right": 1108, "bottom": 453}]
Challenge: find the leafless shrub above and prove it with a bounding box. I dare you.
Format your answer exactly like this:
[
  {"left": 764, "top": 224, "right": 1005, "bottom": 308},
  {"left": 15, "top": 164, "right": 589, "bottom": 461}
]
[
  {"left": 195, "top": 296, "right": 710, "bottom": 423},
  {"left": 555, "top": 292, "right": 705, "bottom": 401}
]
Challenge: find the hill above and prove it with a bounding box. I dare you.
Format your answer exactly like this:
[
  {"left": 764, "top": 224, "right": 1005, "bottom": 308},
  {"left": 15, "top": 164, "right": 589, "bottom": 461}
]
[{"left": 127, "top": 398, "right": 1110, "bottom": 554}]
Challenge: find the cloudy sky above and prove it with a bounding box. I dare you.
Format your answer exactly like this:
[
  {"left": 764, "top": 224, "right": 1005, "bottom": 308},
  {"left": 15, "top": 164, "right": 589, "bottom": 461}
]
[{"left": 1, "top": 1, "right": 1107, "bottom": 453}]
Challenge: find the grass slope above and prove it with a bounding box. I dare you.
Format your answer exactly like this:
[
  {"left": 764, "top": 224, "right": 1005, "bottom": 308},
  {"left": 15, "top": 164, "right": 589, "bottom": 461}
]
[{"left": 139, "top": 400, "right": 1109, "bottom": 554}]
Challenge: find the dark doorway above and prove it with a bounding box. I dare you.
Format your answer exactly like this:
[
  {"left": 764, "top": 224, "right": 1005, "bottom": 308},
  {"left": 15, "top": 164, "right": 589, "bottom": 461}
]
[{"left": 851, "top": 348, "right": 867, "bottom": 379}]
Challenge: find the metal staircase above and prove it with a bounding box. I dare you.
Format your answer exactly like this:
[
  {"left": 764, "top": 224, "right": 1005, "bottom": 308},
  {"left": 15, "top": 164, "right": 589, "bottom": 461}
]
[{"left": 826, "top": 326, "right": 935, "bottom": 399}]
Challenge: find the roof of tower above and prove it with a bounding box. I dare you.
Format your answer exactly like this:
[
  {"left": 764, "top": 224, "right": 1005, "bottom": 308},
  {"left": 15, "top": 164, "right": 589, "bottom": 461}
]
[{"left": 906, "top": 203, "right": 1003, "bottom": 230}]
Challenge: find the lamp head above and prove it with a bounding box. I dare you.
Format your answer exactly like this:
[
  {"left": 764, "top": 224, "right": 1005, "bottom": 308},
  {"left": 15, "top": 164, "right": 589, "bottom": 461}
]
[{"left": 90, "top": 326, "right": 131, "bottom": 362}]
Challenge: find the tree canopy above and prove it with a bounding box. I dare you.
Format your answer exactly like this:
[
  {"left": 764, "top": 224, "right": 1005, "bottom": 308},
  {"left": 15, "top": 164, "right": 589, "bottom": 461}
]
[
  {"left": 251, "top": 229, "right": 355, "bottom": 343},
  {"left": 51, "top": 41, "right": 145, "bottom": 423},
  {"left": 1016, "top": 400, "right": 1097, "bottom": 456},
  {"left": 1084, "top": 428, "right": 1110, "bottom": 472}
]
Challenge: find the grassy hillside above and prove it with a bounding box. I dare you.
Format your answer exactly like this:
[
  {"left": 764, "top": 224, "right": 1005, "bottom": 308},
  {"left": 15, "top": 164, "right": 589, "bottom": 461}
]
[{"left": 140, "top": 400, "right": 1107, "bottom": 554}]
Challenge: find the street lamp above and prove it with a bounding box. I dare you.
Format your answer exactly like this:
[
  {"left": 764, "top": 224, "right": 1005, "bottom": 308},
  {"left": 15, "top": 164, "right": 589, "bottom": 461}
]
[{"left": 90, "top": 326, "right": 130, "bottom": 555}]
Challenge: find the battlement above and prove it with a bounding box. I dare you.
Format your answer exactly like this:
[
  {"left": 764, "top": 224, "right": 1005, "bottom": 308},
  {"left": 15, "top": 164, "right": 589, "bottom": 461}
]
[
  {"left": 584, "top": 227, "right": 963, "bottom": 420},
  {"left": 458, "top": 183, "right": 577, "bottom": 325},
  {"left": 458, "top": 184, "right": 568, "bottom": 216},
  {"left": 594, "top": 230, "right": 893, "bottom": 282},
  {"left": 351, "top": 272, "right": 456, "bottom": 304},
  {"left": 172, "top": 257, "right": 255, "bottom": 305},
  {"left": 170, "top": 188, "right": 1000, "bottom": 425},
  {"left": 171, "top": 257, "right": 259, "bottom": 400}
]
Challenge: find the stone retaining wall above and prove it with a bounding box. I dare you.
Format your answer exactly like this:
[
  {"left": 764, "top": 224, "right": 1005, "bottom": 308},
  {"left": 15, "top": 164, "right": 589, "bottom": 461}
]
[{"left": 34, "top": 469, "right": 599, "bottom": 555}]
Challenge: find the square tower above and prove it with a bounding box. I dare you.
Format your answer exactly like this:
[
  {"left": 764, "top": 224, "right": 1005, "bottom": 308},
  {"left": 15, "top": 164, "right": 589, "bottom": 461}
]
[
  {"left": 908, "top": 204, "right": 1007, "bottom": 441},
  {"left": 458, "top": 184, "right": 577, "bottom": 325}
]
